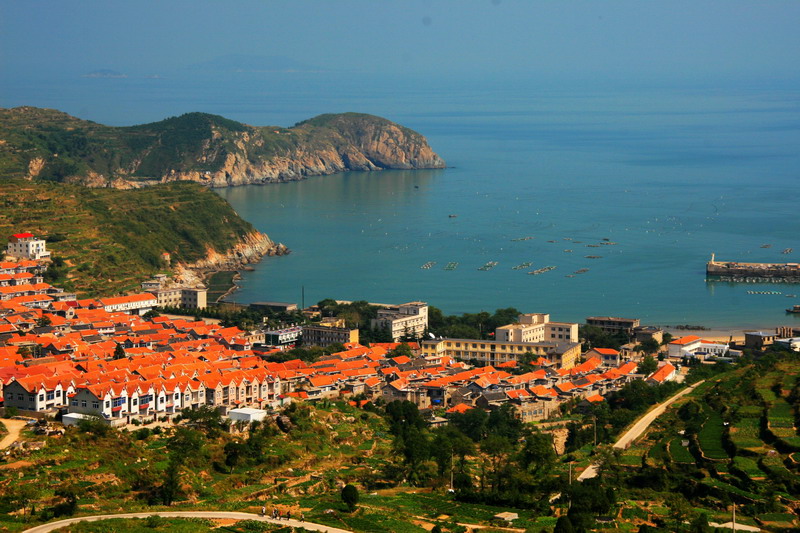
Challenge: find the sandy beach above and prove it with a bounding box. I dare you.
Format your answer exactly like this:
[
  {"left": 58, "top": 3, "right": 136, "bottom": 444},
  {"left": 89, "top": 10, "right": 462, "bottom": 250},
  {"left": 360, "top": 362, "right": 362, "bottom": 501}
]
[{"left": 663, "top": 328, "right": 752, "bottom": 343}]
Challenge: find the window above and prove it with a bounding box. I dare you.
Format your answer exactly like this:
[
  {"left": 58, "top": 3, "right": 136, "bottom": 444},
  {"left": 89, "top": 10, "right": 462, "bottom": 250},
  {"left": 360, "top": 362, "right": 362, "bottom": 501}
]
[
  {"left": 81, "top": 400, "right": 87, "bottom": 407},
  {"left": 174, "top": 393, "right": 179, "bottom": 399},
  {"left": 133, "top": 398, "right": 138, "bottom": 405},
  {"left": 92, "top": 401, "right": 100, "bottom": 410},
  {"left": 46, "top": 391, "right": 55, "bottom": 401},
  {"left": 71, "top": 400, "right": 78, "bottom": 406}
]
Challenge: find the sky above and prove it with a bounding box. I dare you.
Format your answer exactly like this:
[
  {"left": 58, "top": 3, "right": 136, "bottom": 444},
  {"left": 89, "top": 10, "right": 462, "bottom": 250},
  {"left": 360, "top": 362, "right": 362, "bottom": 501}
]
[{"left": 2, "top": 1, "right": 799, "bottom": 84}]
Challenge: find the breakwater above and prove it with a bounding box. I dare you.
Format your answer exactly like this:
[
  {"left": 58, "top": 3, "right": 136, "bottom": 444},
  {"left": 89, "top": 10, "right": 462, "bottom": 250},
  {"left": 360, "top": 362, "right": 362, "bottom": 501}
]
[{"left": 706, "top": 254, "right": 800, "bottom": 280}]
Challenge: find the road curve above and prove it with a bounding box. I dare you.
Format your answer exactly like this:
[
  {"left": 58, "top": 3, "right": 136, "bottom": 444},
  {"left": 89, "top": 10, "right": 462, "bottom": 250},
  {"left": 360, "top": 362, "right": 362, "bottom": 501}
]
[
  {"left": 21, "top": 511, "right": 354, "bottom": 533},
  {"left": 578, "top": 380, "right": 705, "bottom": 481},
  {"left": 0, "top": 418, "right": 27, "bottom": 450}
]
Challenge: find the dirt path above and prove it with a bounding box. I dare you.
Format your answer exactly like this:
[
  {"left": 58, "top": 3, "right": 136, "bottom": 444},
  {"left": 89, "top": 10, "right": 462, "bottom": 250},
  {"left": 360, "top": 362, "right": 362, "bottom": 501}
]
[
  {"left": 21, "top": 511, "right": 353, "bottom": 533},
  {"left": 578, "top": 380, "right": 705, "bottom": 481},
  {"left": 0, "top": 418, "right": 27, "bottom": 449}
]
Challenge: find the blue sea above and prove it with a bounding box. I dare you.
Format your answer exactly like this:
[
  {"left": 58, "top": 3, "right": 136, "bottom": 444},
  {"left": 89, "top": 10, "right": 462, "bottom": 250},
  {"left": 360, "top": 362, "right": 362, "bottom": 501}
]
[{"left": 3, "top": 73, "right": 799, "bottom": 329}]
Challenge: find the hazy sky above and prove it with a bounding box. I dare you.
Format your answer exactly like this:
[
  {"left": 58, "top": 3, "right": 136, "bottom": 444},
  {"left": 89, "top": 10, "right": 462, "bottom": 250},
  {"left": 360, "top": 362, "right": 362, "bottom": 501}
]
[{"left": 2, "top": 1, "right": 799, "bottom": 83}]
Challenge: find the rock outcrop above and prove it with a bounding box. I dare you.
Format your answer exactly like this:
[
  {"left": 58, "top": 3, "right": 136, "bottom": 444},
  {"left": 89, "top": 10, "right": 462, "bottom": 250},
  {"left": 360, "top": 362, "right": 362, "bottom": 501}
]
[{"left": 174, "top": 230, "right": 289, "bottom": 286}]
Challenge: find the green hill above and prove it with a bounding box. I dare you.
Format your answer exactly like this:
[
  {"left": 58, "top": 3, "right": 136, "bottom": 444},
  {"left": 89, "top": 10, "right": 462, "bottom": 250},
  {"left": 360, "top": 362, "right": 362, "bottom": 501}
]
[
  {"left": 0, "top": 108, "right": 445, "bottom": 188},
  {"left": 0, "top": 179, "right": 278, "bottom": 296}
]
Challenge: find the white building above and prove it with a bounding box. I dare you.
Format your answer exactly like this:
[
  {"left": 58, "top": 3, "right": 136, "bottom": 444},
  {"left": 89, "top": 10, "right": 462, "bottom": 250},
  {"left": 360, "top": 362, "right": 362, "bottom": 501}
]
[
  {"left": 228, "top": 407, "right": 267, "bottom": 423},
  {"left": 7, "top": 233, "right": 50, "bottom": 260},
  {"left": 99, "top": 293, "right": 158, "bottom": 315},
  {"left": 371, "top": 301, "right": 429, "bottom": 341},
  {"left": 668, "top": 335, "right": 729, "bottom": 360}
]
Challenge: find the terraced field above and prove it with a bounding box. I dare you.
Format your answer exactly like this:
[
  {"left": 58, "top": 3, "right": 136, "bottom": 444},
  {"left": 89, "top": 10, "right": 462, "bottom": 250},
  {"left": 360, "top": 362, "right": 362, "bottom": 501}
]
[
  {"left": 697, "top": 409, "right": 729, "bottom": 460},
  {"left": 630, "top": 357, "right": 800, "bottom": 527}
]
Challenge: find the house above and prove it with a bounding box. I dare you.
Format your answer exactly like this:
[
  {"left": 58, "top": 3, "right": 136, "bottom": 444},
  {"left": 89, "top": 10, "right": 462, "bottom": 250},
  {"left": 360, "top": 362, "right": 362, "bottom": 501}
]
[
  {"left": 7, "top": 233, "right": 51, "bottom": 260},
  {"left": 647, "top": 363, "right": 677, "bottom": 385},
  {"left": 586, "top": 348, "right": 622, "bottom": 367}
]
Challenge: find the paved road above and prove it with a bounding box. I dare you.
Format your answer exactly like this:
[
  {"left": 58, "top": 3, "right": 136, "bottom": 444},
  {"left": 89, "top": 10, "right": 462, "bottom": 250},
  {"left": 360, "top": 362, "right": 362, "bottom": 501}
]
[
  {"left": 578, "top": 380, "right": 705, "bottom": 481},
  {"left": 0, "top": 418, "right": 27, "bottom": 450},
  {"left": 21, "top": 511, "right": 353, "bottom": 533}
]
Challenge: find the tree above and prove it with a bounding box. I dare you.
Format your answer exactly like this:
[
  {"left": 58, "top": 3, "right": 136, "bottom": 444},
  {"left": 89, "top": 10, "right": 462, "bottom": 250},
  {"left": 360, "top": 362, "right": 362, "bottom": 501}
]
[
  {"left": 431, "top": 425, "right": 475, "bottom": 481},
  {"left": 113, "top": 343, "right": 126, "bottom": 360},
  {"left": 35, "top": 315, "right": 52, "bottom": 328},
  {"left": 637, "top": 354, "right": 658, "bottom": 375},
  {"left": 553, "top": 516, "right": 575, "bottom": 533},
  {"left": 160, "top": 459, "right": 181, "bottom": 506},
  {"left": 638, "top": 338, "right": 660, "bottom": 355},
  {"left": 341, "top": 484, "right": 359, "bottom": 512},
  {"left": 224, "top": 440, "right": 245, "bottom": 474}
]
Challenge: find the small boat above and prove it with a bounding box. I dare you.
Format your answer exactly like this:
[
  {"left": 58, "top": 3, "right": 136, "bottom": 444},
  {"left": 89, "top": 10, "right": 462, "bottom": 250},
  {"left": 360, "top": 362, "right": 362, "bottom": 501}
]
[
  {"left": 448, "top": 214, "right": 458, "bottom": 218},
  {"left": 420, "top": 261, "right": 437, "bottom": 270},
  {"left": 512, "top": 262, "right": 533, "bottom": 270},
  {"left": 478, "top": 261, "right": 498, "bottom": 271},
  {"left": 444, "top": 262, "right": 459, "bottom": 271},
  {"left": 761, "top": 244, "right": 772, "bottom": 248},
  {"left": 786, "top": 304, "right": 800, "bottom": 314},
  {"left": 782, "top": 248, "right": 793, "bottom": 254}
]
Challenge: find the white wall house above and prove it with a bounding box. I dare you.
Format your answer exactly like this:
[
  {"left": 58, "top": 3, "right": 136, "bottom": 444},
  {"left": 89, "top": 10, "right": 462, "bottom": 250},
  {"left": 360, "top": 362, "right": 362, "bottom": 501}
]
[{"left": 7, "top": 233, "right": 50, "bottom": 260}]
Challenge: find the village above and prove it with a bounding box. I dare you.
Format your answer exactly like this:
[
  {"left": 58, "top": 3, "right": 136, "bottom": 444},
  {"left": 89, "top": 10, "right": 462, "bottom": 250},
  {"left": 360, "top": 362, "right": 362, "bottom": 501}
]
[{"left": 0, "top": 233, "right": 797, "bottom": 431}]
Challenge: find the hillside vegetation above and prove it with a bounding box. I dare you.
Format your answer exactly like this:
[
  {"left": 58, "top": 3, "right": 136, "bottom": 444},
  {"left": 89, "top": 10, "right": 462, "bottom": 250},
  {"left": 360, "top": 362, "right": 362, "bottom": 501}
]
[
  {"left": 0, "top": 107, "right": 445, "bottom": 188},
  {"left": 0, "top": 179, "right": 270, "bottom": 296}
]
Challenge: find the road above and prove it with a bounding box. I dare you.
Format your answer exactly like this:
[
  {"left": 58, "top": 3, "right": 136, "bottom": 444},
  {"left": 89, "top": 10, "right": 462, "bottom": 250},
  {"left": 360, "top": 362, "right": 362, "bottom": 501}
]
[
  {"left": 0, "top": 418, "right": 27, "bottom": 450},
  {"left": 578, "top": 380, "right": 705, "bottom": 481},
  {"left": 22, "top": 511, "right": 353, "bottom": 533}
]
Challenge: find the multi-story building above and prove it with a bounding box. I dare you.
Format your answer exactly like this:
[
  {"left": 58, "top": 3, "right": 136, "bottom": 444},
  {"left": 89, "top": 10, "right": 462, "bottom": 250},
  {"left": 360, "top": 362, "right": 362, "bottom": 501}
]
[
  {"left": 264, "top": 325, "right": 302, "bottom": 346},
  {"left": 302, "top": 317, "right": 359, "bottom": 347},
  {"left": 495, "top": 313, "right": 579, "bottom": 343},
  {"left": 421, "top": 338, "right": 581, "bottom": 369},
  {"left": 586, "top": 316, "right": 641, "bottom": 336},
  {"left": 6, "top": 233, "right": 51, "bottom": 260},
  {"left": 371, "top": 301, "right": 428, "bottom": 341},
  {"left": 141, "top": 276, "right": 207, "bottom": 309}
]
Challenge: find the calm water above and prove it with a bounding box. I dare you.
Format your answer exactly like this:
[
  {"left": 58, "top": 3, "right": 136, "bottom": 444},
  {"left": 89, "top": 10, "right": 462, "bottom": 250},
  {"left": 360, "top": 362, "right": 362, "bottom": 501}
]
[{"left": 3, "top": 74, "right": 799, "bottom": 328}]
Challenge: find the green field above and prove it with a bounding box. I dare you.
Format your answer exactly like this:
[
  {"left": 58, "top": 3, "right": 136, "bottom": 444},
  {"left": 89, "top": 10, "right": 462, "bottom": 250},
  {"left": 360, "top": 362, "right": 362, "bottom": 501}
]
[{"left": 697, "top": 409, "right": 729, "bottom": 460}]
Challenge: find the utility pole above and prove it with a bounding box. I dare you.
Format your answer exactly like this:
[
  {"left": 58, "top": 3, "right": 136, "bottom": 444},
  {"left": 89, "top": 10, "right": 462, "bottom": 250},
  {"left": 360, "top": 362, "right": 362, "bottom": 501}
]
[
  {"left": 450, "top": 452, "right": 454, "bottom": 491},
  {"left": 732, "top": 502, "right": 736, "bottom": 531}
]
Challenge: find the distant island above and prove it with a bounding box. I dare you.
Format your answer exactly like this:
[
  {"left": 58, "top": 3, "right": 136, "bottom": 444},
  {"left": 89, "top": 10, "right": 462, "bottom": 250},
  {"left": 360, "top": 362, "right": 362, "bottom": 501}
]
[{"left": 0, "top": 107, "right": 445, "bottom": 189}]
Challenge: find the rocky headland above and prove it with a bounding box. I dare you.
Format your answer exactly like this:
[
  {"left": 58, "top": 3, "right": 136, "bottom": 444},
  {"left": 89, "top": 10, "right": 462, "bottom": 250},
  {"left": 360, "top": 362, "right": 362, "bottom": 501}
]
[{"left": 0, "top": 107, "right": 445, "bottom": 188}]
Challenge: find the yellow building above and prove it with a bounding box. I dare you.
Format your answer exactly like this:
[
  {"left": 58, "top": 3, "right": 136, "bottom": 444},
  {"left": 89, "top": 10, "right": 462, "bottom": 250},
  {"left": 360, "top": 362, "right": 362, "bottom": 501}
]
[{"left": 421, "top": 338, "right": 581, "bottom": 369}]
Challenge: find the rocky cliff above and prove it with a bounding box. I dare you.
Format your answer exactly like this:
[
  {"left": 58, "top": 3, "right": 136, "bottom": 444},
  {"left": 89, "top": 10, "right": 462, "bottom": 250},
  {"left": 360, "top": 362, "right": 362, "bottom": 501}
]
[
  {"left": 0, "top": 108, "right": 446, "bottom": 188},
  {"left": 173, "top": 230, "right": 289, "bottom": 287}
]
